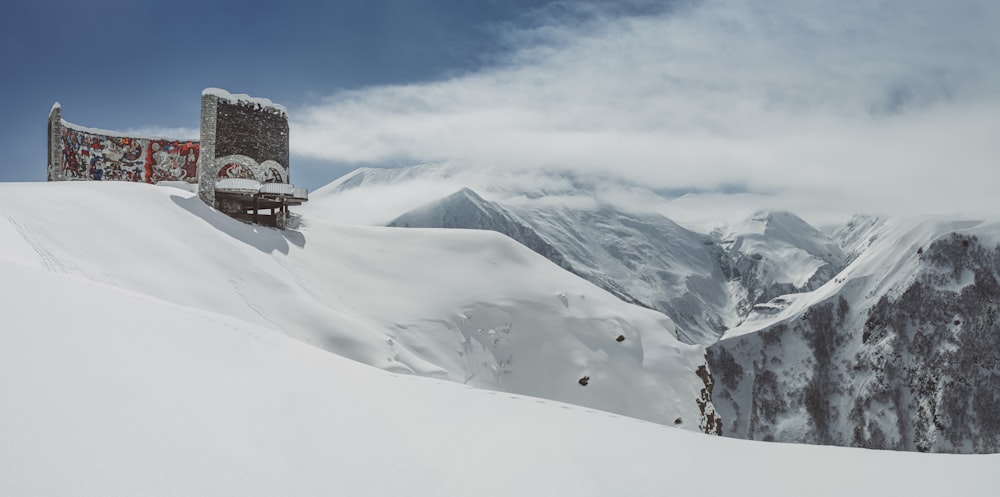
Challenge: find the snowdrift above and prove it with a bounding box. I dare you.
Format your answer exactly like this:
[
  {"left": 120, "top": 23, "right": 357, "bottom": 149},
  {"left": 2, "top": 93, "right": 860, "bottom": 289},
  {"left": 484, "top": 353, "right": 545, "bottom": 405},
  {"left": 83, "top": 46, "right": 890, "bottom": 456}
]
[
  {"left": 0, "top": 181, "right": 711, "bottom": 430},
  {"left": 3, "top": 258, "right": 998, "bottom": 496}
]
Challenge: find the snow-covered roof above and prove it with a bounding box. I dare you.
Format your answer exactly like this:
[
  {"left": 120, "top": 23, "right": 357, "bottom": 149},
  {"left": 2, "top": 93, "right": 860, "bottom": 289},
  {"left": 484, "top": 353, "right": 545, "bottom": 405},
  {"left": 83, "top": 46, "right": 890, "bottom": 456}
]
[
  {"left": 60, "top": 119, "right": 199, "bottom": 142},
  {"left": 259, "top": 183, "right": 296, "bottom": 196},
  {"left": 202, "top": 88, "right": 287, "bottom": 116},
  {"left": 215, "top": 178, "right": 262, "bottom": 193},
  {"left": 216, "top": 180, "right": 306, "bottom": 200}
]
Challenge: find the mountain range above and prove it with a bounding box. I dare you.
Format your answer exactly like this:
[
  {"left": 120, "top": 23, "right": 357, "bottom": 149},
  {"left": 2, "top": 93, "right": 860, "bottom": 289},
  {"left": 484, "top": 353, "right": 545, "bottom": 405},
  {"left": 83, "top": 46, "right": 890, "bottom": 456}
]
[{"left": 310, "top": 162, "right": 1000, "bottom": 453}]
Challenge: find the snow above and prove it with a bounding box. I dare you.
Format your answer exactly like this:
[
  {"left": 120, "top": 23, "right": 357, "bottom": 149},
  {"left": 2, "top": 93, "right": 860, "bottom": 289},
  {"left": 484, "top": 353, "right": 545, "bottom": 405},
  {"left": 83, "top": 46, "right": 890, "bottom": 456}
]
[
  {"left": 308, "top": 164, "right": 742, "bottom": 345},
  {"left": 0, "top": 181, "right": 707, "bottom": 429},
  {"left": 156, "top": 180, "right": 199, "bottom": 193},
  {"left": 716, "top": 210, "right": 844, "bottom": 288},
  {"left": 1, "top": 180, "right": 998, "bottom": 494},
  {"left": 2, "top": 258, "right": 998, "bottom": 496},
  {"left": 203, "top": 87, "right": 288, "bottom": 115},
  {"left": 722, "top": 215, "right": 997, "bottom": 340},
  {"left": 216, "top": 177, "right": 263, "bottom": 192},
  {"left": 60, "top": 118, "right": 198, "bottom": 142},
  {"left": 830, "top": 214, "right": 887, "bottom": 263},
  {"left": 259, "top": 182, "right": 297, "bottom": 195}
]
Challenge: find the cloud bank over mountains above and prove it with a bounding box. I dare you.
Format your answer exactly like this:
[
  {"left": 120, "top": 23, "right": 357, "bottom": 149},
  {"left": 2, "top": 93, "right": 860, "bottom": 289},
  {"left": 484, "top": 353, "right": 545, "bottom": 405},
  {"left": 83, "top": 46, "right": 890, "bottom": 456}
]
[{"left": 289, "top": 0, "right": 1000, "bottom": 225}]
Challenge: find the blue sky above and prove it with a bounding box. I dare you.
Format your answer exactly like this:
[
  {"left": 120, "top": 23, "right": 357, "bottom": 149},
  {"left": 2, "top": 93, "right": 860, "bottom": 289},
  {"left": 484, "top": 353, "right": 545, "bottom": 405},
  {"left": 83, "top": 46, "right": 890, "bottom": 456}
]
[
  {"left": 1, "top": 0, "right": 575, "bottom": 185},
  {"left": 3, "top": 0, "right": 999, "bottom": 222}
]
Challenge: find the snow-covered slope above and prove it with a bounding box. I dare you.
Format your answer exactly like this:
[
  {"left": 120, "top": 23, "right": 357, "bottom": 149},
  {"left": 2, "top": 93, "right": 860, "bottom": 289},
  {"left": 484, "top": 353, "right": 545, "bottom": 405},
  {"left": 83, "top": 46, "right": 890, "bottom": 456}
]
[
  {"left": 387, "top": 187, "right": 572, "bottom": 271},
  {"left": 312, "top": 164, "right": 846, "bottom": 345},
  {"left": 382, "top": 183, "right": 737, "bottom": 344},
  {"left": 714, "top": 210, "right": 845, "bottom": 317},
  {"left": 708, "top": 216, "right": 1000, "bottom": 452},
  {"left": 0, "top": 181, "right": 715, "bottom": 431},
  {"left": 4, "top": 260, "right": 998, "bottom": 496},
  {"left": 830, "top": 214, "right": 888, "bottom": 264},
  {"left": 306, "top": 164, "right": 1000, "bottom": 453}
]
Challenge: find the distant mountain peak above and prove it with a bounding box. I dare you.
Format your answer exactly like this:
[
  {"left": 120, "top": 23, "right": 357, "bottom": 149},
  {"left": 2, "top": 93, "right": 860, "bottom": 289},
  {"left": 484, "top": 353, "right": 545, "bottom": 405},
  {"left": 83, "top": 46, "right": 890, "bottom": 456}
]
[
  {"left": 453, "top": 186, "right": 485, "bottom": 201},
  {"left": 830, "top": 214, "right": 888, "bottom": 263},
  {"left": 737, "top": 210, "right": 823, "bottom": 236},
  {"left": 387, "top": 186, "right": 575, "bottom": 272}
]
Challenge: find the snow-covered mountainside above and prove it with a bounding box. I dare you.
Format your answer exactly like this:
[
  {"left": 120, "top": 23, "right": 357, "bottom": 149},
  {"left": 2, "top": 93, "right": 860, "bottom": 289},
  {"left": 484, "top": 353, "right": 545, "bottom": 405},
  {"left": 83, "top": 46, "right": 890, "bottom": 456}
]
[
  {"left": 313, "top": 163, "right": 845, "bottom": 345},
  {"left": 5, "top": 169, "right": 998, "bottom": 460},
  {"left": 388, "top": 187, "right": 573, "bottom": 271},
  {"left": 309, "top": 164, "right": 1000, "bottom": 454},
  {"left": 5, "top": 257, "right": 998, "bottom": 496},
  {"left": 714, "top": 211, "right": 845, "bottom": 317},
  {"left": 386, "top": 185, "right": 734, "bottom": 344},
  {"left": 829, "top": 214, "right": 888, "bottom": 264},
  {"left": 708, "top": 216, "right": 1000, "bottom": 453},
  {"left": 0, "top": 181, "right": 717, "bottom": 432}
]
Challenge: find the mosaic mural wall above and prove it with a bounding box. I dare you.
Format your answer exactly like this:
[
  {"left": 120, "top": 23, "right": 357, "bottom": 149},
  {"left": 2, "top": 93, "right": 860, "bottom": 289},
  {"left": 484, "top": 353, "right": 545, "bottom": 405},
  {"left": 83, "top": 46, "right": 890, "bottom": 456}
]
[
  {"left": 46, "top": 89, "right": 298, "bottom": 215},
  {"left": 59, "top": 125, "right": 200, "bottom": 184}
]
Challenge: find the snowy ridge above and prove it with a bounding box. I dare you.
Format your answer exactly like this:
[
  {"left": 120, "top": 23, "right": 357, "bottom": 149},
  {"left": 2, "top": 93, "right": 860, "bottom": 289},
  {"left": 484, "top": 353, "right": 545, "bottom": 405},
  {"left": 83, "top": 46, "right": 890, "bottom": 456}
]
[
  {"left": 382, "top": 183, "right": 735, "bottom": 342},
  {"left": 724, "top": 216, "right": 987, "bottom": 339},
  {"left": 316, "top": 162, "right": 485, "bottom": 196},
  {"left": 203, "top": 87, "right": 288, "bottom": 115},
  {"left": 309, "top": 163, "right": 849, "bottom": 345},
  {"left": 716, "top": 210, "right": 844, "bottom": 283},
  {"left": 388, "top": 187, "right": 573, "bottom": 271},
  {"left": 0, "top": 181, "right": 715, "bottom": 431},
  {"left": 830, "top": 214, "right": 889, "bottom": 264}
]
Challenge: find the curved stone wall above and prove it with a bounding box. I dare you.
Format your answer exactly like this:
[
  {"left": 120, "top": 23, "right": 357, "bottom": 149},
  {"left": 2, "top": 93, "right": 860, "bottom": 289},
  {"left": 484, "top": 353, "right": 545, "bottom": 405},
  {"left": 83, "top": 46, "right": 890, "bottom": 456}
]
[
  {"left": 48, "top": 105, "right": 200, "bottom": 184},
  {"left": 61, "top": 125, "right": 200, "bottom": 183}
]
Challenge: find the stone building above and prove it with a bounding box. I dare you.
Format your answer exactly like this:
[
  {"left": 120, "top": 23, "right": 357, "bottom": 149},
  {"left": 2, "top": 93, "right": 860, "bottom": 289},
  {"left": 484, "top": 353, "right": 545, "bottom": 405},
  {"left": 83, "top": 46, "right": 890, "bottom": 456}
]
[{"left": 47, "top": 88, "right": 307, "bottom": 228}]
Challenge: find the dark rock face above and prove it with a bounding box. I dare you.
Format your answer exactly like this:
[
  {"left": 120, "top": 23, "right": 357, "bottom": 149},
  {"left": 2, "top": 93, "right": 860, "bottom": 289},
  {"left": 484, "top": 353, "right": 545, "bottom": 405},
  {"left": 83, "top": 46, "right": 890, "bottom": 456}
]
[
  {"left": 855, "top": 234, "right": 1000, "bottom": 452},
  {"left": 708, "top": 233, "right": 1000, "bottom": 453},
  {"left": 696, "top": 364, "right": 724, "bottom": 435}
]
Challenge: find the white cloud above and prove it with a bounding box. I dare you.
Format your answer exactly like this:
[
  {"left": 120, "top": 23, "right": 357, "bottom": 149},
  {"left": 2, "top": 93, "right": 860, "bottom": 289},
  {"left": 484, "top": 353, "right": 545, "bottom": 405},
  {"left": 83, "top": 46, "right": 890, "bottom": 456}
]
[{"left": 290, "top": 0, "right": 1000, "bottom": 223}]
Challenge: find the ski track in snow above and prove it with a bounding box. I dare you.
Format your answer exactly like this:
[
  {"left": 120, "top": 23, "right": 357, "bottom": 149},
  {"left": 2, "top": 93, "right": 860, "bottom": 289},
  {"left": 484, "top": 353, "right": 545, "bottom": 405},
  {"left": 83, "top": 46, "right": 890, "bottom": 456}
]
[
  {"left": 6, "top": 216, "right": 76, "bottom": 274},
  {"left": 228, "top": 277, "right": 293, "bottom": 338}
]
